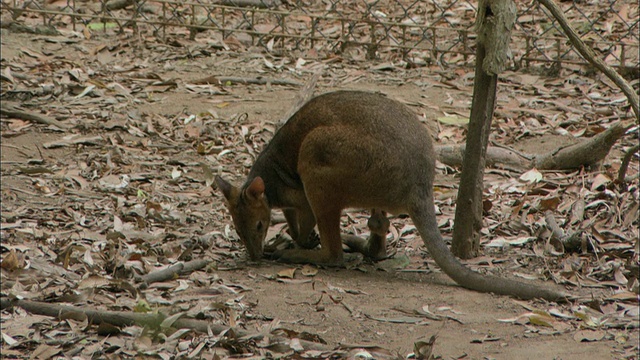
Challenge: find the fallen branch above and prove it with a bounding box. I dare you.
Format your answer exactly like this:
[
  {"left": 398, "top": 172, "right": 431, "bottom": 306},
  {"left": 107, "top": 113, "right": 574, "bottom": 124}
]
[
  {"left": 136, "top": 259, "right": 210, "bottom": 288},
  {"left": 534, "top": 122, "right": 628, "bottom": 169},
  {"left": 0, "top": 298, "right": 332, "bottom": 351},
  {"left": 105, "top": 0, "right": 134, "bottom": 10},
  {"left": 217, "top": 76, "right": 303, "bottom": 87},
  {"left": 435, "top": 122, "right": 630, "bottom": 171},
  {"left": 0, "top": 102, "right": 69, "bottom": 130},
  {"left": 43, "top": 135, "right": 104, "bottom": 149}
]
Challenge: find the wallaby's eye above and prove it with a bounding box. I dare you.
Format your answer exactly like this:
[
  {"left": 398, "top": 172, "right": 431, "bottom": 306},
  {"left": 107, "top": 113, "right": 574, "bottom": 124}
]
[{"left": 256, "top": 221, "right": 264, "bottom": 231}]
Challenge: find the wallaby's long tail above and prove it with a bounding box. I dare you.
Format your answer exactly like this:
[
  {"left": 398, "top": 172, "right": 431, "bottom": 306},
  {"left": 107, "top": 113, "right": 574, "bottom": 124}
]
[{"left": 410, "top": 202, "right": 571, "bottom": 302}]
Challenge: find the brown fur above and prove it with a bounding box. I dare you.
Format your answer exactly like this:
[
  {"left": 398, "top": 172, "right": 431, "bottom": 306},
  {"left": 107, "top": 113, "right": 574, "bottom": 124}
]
[{"left": 216, "top": 90, "right": 568, "bottom": 301}]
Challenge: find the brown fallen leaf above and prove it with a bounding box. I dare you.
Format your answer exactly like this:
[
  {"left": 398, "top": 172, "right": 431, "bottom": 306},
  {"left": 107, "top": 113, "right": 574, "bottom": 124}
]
[
  {"left": 0, "top": 249, "right": 25, "bottom": 270},
  {"left": 573, "top": 330, "right": 606, "bottom": 342},
  {"left": 413, "top": 335, "right": 437, "bottom": 360},
  {"left": 301, "top": 264, "right": 318, "bottom": 277},
  {"left": 277, "top": 267, "right": 297, "bottom": 279}
]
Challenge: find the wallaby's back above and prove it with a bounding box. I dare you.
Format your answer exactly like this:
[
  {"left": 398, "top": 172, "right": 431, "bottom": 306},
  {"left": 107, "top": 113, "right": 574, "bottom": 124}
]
[{"left": 253, "top": 90, "right": 435, "bottom": 213}]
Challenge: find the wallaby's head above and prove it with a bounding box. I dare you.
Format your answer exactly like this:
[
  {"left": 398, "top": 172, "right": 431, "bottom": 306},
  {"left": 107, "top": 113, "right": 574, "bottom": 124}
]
[{"left": 215, "top": 176, "right": 270, "bottom": 260}]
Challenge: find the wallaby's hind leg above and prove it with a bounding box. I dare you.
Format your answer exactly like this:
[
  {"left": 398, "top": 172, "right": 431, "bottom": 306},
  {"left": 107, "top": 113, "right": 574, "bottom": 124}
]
[
  {"left": 343, "top": 209, "right": 389, "bottom": 261},
  {"left": 283, "top": 209, "right": 299, "bottom": 239}
]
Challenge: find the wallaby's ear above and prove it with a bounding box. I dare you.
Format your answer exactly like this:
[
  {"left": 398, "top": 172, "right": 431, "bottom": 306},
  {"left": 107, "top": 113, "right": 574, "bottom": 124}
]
[
  {"left": 245, "top": 177, "right": 265, "bottom": 201},
  {"left": 215, "top": 175, "right": 236, "bottom": 201}
]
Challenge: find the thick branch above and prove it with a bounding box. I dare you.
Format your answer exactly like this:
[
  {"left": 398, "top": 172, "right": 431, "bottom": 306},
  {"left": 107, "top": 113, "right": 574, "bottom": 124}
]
[
  {"left": 452, "top": 0, "right": 516, "bottom": 259},
  {"left": 534, "top": 122, "right": 628, "bottom": 169},
  {"left": 1, "top": 102, "right": 69, "bottom": 130},
  {"left": 435, "top": 122, "right": 629, "bottom": 171},
  {"left": 0, "top": 298, "right": 331, "bottom": 351}
]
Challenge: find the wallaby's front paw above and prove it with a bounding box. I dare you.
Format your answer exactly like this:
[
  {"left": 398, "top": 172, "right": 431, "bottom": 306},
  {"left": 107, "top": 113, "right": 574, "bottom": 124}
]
[
  {"left": 264, "top": 234, "right": 295, "bottom": 255},
  {"left": 296, "top": 230, "right": 320, "bottom": 249}
]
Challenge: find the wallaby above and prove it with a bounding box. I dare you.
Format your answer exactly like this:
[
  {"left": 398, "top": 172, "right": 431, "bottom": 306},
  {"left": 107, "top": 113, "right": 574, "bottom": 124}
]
[{"left": 215, "top": 90, "right": 568, "bottom": 301}]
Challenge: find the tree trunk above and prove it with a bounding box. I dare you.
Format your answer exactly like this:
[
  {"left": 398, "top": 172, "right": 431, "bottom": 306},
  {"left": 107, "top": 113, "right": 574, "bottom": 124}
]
[{"left": 451, "top": 0, "right": 516, "bottom": 259}]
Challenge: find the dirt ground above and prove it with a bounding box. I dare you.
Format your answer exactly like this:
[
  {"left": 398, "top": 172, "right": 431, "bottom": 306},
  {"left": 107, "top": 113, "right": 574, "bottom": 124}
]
[{"left": 1, "top": 28, "right": 638, "bottom": 360}]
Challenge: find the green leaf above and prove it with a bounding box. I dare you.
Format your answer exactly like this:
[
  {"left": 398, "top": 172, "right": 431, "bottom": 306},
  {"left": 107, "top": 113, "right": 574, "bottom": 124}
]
[
  {"left": 86, "top": 22, "right": 119, "bottom": 30},
  {"left": 436, "top": 115, "right": 469, "bottom": 125}
]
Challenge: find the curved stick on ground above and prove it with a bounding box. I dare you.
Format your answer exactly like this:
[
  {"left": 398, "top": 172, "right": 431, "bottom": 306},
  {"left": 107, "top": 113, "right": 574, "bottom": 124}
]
[
  {"left": 0, "top": 298, "right": 331, "bottom": 351},
  {"left": 618, "top": 144, "right": 640, "bottom": 188}
]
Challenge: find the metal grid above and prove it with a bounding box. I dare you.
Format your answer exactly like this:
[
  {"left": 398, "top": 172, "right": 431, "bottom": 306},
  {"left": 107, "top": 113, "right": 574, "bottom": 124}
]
[{"left": 2, "top": 0, "right": 638, "bottom": 72}]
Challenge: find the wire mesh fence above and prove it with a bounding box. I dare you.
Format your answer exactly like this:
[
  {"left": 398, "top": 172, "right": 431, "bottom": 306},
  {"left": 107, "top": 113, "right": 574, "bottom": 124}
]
[{"left": 2, "top": 0, "right": 638, "bottom": 74}]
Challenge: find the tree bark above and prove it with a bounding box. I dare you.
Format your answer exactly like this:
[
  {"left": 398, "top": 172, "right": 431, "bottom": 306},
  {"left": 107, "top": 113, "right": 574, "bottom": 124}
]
[{"left": 451, "top": 0, "right": 516, "bottom": 259}]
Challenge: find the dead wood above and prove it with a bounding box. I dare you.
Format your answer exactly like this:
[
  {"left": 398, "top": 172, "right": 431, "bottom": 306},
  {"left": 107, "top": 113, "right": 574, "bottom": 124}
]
[
  {"left": 435, "top": 122, "right": 630, "bottom": 171},
  {"left": 544, "top": 211, "right": 584, "bottom": 253},
  {"left": 136, "top": 259, "right": 210, "bottom": 288},
  {"left": 217, "top": 76, "right": 303, "bottom": 87},
  {"left": 533, "top": 122, "right": 628, "bottom": 170},
  {"left": 0, "top": 298, "right": 332, "bottom": 351},
  {"left": 538, "top": 0, "right": 639, "bottom": 119},
  {"left": 105, "top": 0, "right": 134, "bottom": 10},
  {"left": 42, "top": 135, "right": 104, "bottom": 149},
  {"left": 451, "top": 0, "right": 516, "bottom": 259},
  {"left": 0, "top": 102, "right": 69, "bottom": 130}
]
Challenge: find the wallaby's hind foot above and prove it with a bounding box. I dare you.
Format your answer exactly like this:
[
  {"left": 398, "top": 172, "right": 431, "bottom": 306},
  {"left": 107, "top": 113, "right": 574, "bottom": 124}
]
[
  {"left": 343, "top": 209, "right": 389, "bottom": 261},
  {"left": 273, "top": 247, "right": 344, "bottom": 266}
]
